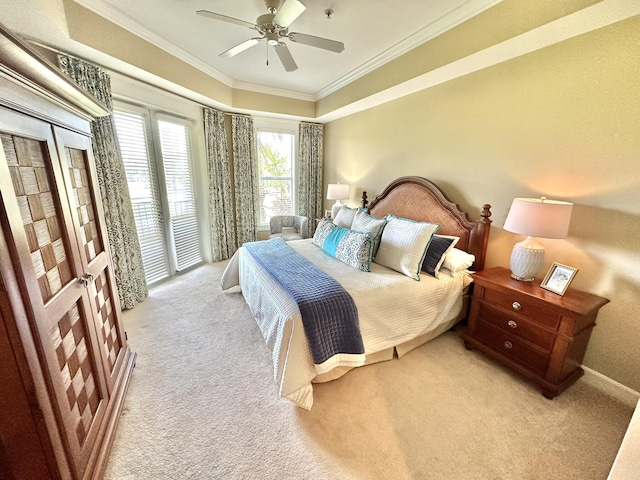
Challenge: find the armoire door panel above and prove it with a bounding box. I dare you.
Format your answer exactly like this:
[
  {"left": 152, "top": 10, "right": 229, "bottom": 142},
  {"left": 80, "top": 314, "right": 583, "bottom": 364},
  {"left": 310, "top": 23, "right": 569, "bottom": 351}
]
[
  {"left": 53, "top": 127, "right": 128, "bottom": 393},
  {"left": 0, "top": 111, "right": 109, "bottom": 480}
]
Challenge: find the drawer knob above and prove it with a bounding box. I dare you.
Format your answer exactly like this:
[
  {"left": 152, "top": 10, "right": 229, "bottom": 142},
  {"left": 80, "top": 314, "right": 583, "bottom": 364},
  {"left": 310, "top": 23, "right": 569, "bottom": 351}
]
[
  {"left": 504, "top": 341, "right": 513, "bottom": 349},
  {"left": 512, "top": 301, "right": 522, "bottom": 311},
  {"left": 508, "top": 320, "right": 518, "bottom": 329}
]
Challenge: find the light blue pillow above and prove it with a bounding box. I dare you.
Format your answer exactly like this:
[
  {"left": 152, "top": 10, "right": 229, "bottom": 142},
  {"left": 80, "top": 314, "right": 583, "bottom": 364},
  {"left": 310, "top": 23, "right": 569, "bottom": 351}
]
[
  {"left": 351, "top": 208, "right": 387, "bottom": 258},
  {"left": 313, "top": 219, "right": 373, "bottom": 272}
]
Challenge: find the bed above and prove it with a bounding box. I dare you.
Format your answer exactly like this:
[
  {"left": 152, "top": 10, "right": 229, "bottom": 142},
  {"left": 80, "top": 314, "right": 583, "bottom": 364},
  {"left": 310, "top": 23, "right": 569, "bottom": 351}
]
[{"left": 221, "top": 176, "right": 492, "bottom": 409}]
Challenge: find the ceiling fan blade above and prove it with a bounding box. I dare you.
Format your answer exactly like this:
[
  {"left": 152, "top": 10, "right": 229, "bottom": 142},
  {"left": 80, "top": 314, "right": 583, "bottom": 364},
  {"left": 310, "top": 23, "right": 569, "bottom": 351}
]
[
  {"left": 273, "top": 0, "right": 306, "bottom": 28},
  {"left": 289, "top": 32, "right": 344, "bottom": 53},
  {"left": 220, "top": 38, "right": 261, "bottom": 58},
  {"left": 274, "top": 43, "right": 298, "bottom": 72},
  {"left": 196, "top": 10, "right": 257, "bottom": 30}
]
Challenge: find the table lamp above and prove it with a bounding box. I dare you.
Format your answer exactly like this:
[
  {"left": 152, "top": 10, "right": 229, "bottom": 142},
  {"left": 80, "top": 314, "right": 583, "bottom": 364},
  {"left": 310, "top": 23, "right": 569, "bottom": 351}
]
[
  {"left": 327, "top": 183, "right": 349, "bottom": 219},
  {"left": 503, "top": 197, "right": 573, "bottom": 281}
]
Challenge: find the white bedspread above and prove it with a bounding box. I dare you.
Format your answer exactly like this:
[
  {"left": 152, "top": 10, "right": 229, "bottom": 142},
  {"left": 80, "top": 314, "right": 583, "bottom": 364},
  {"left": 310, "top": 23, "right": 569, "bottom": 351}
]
[{"left": 221, "top": 239, "right": 471, "bottom": 410}]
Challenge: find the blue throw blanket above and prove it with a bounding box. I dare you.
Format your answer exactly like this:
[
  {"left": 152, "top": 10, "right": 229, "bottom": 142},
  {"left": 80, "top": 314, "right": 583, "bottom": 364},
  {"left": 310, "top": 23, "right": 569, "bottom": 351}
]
[{"left": 244, "top": 238, "right": 364, "bottom": 365}]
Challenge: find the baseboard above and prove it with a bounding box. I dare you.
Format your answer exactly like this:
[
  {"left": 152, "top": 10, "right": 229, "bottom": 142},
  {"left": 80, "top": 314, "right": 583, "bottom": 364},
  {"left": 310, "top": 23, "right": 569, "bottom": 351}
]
[{"left": 582, "top": 365, "right": 640, "bottom": 406}]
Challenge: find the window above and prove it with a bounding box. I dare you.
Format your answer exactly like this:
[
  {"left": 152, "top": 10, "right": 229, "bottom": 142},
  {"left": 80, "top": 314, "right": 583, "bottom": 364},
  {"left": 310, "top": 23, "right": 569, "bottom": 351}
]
[
  {"left": 257, "top": 129, "right": 295, "bottom": 226},
  {"left": 114, "top": 107, "right": 202, "bottom": 285},
  {"left": 157, "top": 119, "right": 201, "bottom": 271}
]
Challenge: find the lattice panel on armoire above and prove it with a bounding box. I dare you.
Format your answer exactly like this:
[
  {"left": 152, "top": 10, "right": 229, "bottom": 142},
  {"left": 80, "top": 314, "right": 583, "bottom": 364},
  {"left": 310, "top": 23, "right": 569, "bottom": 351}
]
[
  {"left": 93, "top": 270, "right": 121, "bottom": 371},
  {"left": 52, "top": 301, "right": 102, "bottom": 446},
  {"left": 2, "top": 133, "right": 74, "bottom": 303},
  {"left": 65, "top": 146, "right": 103, "bottom": 262}
]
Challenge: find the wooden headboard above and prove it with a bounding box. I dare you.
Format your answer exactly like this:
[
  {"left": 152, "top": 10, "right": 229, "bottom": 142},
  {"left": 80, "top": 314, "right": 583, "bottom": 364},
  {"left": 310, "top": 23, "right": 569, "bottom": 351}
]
[{"left": 362, "top": 176, "right": 492, "bottom": 271}]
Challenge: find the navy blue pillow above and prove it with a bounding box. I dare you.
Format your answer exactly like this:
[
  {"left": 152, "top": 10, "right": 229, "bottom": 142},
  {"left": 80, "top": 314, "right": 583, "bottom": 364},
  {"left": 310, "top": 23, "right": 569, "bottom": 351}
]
[{"left": 421, "top": 235, "right": 458, "bottom": 277}]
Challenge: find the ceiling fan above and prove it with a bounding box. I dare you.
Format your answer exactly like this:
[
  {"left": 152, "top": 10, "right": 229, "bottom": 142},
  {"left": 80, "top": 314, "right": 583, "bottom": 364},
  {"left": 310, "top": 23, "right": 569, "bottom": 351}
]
[{"left": 196, "top": 0, "right": 345, "bottom": 72}]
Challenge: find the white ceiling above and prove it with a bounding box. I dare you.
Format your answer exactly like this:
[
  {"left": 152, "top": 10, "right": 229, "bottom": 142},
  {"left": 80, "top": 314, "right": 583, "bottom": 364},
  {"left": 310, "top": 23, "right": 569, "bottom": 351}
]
[{"left": 0, "top": 0, "right": 500, "bottom": 100}]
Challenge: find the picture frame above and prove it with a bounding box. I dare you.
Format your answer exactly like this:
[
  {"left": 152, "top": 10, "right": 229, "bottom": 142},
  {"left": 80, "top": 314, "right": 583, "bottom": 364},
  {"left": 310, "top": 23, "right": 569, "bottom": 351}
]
[
  {"left": 325, "top": 209, "right": 332, "bottom": 219},
  {"left": 540, "top": 262, "right": 578, "bottom": 296}
]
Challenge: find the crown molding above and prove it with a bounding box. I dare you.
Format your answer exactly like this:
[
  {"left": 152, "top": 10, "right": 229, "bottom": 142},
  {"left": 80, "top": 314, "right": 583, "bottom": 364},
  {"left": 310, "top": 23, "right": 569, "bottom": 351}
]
[
  {"left": 314, "top": 0, "right": 502, "bottom": 100},
  {"left": 232, "top": 80, "right": 315, "bottom": 102}
]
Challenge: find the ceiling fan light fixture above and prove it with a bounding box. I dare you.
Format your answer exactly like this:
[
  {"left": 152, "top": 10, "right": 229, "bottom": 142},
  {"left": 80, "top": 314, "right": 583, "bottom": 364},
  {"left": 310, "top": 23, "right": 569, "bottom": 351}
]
[{"left": 266, "top": 32, "right": 280, "bottom": 46}]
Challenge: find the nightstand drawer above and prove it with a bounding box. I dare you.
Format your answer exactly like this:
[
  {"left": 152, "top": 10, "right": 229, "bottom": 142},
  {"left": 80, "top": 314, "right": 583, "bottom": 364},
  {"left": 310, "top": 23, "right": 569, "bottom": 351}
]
[
  {"left": 476, "top": 321, "right": 549, "bottom": 375},
  {"left": 484, "top": 288, "right": 560, "bottom": 329},
  {"left": 478, "top": 302, "right": 556, "bottom": 351}
]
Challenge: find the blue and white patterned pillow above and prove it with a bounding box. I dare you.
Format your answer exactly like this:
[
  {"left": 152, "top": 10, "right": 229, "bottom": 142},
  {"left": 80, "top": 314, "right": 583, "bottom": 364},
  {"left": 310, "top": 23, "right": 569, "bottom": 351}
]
[
  {"left": 351, "top": 208, "right": 387, "bottom": 258},
  {"left": 374, "top": 214, "right": 440, "bottom": 280},
  {"left": 313, "top": 218, "right": 373, "bottom": 271},
  {"left": 313, "top": 217, "right": 335, "bottom": 247}
]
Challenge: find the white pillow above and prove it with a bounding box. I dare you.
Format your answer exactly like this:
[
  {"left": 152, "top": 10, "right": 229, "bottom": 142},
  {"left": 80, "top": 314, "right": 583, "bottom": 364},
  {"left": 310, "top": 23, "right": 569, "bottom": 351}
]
[
  {"left": 332, "top": 205, "right": 357, "bottom": 228},
  {"left": 351, "top": 208, "right": 387, "bottom": 257},
  {"left": 442, "top": 248, "right": 475, "bottom": 273},
  {"left": 374, "top": 214, "right": 440, "bottom": 281}
]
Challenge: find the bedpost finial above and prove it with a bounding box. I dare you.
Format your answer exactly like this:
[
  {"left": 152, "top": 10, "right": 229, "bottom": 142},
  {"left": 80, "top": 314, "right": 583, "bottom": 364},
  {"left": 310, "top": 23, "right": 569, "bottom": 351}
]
[
  {"left": 361, "top": 191, "right": 368, "bottom": 209},
  {"left": 481, "top": 204, "right": 492, "bottom": 223}
]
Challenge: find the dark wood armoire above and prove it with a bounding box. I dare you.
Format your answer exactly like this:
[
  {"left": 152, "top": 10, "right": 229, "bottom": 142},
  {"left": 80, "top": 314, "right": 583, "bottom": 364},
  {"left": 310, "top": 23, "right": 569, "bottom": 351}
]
[{"left": 0, "top": 24, "right": 135, "bottom": 479}]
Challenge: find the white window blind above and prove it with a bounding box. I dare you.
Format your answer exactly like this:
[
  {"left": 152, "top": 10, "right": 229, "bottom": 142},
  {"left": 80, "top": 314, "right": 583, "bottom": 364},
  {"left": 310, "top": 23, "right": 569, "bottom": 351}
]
[
  {"left": 113, "top": 111, "right": 169, "bottom": 285},
  {"left": 257, "top": 129, "right": 295, "bottom": 225},
  {"left": 114, "top": 108, "right": 202, "bottom": 285},
  {"left": 157, "top": 120, "right": 202, "bottom": 271}
]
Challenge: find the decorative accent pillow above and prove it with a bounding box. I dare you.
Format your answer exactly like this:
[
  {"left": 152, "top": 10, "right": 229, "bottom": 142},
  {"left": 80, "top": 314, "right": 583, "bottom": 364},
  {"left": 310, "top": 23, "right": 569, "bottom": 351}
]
[
  {"left": 422, "top": 235, "right": 459, "bottom": 278},
  {"left": 332, "top": 205, "right": 357, "bottom": 228},
  {"left": 351, "top": 208, "right": 387, "bottom": 258},
  {"left": 313, "top": 218, "right": 373, "bottom": 272},
  {"left": 312, "top": 217, "right": 335, "bottom": 247},
  {"left": 374, "top": 214, "right": 440, "bottom": 281},
  {"left": 442, "top": 248, "right": 475, "bottom": 273}
]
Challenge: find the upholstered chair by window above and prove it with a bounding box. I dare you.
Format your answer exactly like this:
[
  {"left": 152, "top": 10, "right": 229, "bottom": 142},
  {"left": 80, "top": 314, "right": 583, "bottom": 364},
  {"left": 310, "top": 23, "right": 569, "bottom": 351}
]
[{"left": 269, "top": 215, "right": 309, "bottom": 241}]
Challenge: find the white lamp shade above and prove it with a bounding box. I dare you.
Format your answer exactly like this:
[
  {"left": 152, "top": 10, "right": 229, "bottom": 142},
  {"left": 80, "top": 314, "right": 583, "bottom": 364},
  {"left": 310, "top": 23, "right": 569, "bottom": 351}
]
[
  {"left": 503, "top": 197, "right": 573, "bottom": 239},
  {"left": 326, "top": 183, "right": 349, "bottom": 200},
  {"left": 504, "top": 197, "right": 573, "bottom": 281}
]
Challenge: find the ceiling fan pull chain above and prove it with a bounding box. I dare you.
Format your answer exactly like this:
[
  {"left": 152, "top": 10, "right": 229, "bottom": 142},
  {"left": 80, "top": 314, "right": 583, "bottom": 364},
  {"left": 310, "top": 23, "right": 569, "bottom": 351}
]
[{"left": 266, "top": 41, "right": 269, "bottom": 66}]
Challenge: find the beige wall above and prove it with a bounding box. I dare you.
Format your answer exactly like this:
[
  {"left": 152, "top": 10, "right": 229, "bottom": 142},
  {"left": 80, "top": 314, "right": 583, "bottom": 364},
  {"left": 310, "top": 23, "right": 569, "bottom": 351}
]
[{"left": 324, "top": 13, "right": 640, "bottom": 391}]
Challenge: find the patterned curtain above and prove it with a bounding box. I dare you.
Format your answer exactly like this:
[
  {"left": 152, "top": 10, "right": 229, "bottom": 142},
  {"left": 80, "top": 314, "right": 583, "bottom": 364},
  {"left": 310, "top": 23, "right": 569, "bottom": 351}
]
[
  {"left": 203, "top": 107, "right": 237, "bottom": 261},
  {"left": 58, "top": 54, "right": 148, "bottom": 309},
  {"left": 231, "top": 115, "right": 259, "bottom": 246},
  {"left": 298, "top": 122, "right": 324, "bottom": 238}
]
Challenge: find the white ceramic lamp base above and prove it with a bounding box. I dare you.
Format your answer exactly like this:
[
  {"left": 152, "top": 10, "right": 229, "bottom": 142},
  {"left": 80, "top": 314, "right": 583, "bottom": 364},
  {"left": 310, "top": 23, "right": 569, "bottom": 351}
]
[
  {"left": 509, "top": 236, "right": 545, "bottom": 281},
  {"left": 331, "top": 200, "right": 344, "bottom": 219}
]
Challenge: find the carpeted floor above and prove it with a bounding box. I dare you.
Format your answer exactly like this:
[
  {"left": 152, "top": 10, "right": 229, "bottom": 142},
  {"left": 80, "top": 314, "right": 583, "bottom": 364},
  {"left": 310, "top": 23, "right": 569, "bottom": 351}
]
[{"left": 104, "top": 262, "right": 637, "bottom": 480}]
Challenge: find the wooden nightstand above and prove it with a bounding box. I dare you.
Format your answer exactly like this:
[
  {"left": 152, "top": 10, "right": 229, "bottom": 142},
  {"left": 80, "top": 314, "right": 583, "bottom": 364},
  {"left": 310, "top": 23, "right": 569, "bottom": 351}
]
[{"left": 461, "top": 267, "right": 609, "bottom": 398}]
